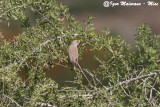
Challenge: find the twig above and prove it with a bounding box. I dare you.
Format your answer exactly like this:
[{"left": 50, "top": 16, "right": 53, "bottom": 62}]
[
  {"left": 30, "top": 6, "right": 54, "bottom": 26},
  {"left": 84, "top": 69, "right": 108, "bottom": 90},
  {"left": 3, "top": 94, "right": 22, "bottom": 107},
  {"left": 52, "top": 62, "right": 68, "bottom": 68},
  {"left": 0, "top": 5, "right": 26, "bottom": 18},
  {"left": 120, "top": 85, "right": 132, "bottom": 98},
  {"left": 147, "top": 83, "right": 160, "bottom": 95},
  {"left": 149, "top": 77, "right": 159, "bottom": 102},
  {"left": 77, "top": 63, "right": 92, "bottom": 85}
]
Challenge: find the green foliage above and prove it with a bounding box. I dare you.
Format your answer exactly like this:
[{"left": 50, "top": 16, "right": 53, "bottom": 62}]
[{"left": 0, "top": 0, "right": 160, "bottom": 106}]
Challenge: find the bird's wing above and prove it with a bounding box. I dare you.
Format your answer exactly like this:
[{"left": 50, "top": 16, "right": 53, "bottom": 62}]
[{"left": 68, "top": 46, "right": 78, "bottom": 64}]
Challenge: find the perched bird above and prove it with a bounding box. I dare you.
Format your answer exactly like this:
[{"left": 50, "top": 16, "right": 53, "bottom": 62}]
[{"left": 68, "top": 40, "right": 81, "bottom": 70}]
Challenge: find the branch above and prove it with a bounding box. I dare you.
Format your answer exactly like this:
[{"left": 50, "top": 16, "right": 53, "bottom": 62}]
[
  {"left": 59, "top": 73, "right": 157, "bottom": 92},
  {"left": 55, "top": 73, "right": 157, "bottom": 102},
  {"left": 106, "top": 72, "right": 157, "bottom": 91},
  {"left": 3, "top": 94, "right": 22, "bottom": 107},
  {"left": 30, "top": 6, "right": 54, "bottom": 26},
  {"left": 0, "top": 5, "right": 26, "bottom": 18},
  {"left": 1, "top": 32, "right": 82, "bottom": 73}
]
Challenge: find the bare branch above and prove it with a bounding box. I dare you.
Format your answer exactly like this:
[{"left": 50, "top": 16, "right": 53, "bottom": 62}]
[{"left": 106, "top": 73, "right": 157, "bottom": 91}]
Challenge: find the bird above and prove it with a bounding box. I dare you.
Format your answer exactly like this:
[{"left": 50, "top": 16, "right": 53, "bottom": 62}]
[{"left": 68, "top": 40, "right": 81, "bottom": 70}]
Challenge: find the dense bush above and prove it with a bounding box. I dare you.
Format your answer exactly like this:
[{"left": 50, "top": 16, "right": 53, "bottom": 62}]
[{"left": 0, "top": 0, "right": 159, "bottom": 106}]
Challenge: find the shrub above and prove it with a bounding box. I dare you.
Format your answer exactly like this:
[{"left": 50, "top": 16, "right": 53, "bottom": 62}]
[{"left": 0, "top": 0, "right": 159, "bottom": 106}]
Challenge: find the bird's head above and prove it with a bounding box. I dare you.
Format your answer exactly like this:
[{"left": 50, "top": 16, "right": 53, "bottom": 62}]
[{"left": 71, "top": 40, "right": 81, "bottom": 47}]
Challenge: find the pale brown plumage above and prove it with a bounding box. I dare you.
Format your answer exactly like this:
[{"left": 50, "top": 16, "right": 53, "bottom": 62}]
[{"left": 68, "top": 40, "right": 81, "bottom": 70}]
